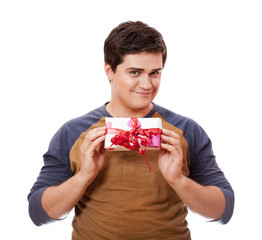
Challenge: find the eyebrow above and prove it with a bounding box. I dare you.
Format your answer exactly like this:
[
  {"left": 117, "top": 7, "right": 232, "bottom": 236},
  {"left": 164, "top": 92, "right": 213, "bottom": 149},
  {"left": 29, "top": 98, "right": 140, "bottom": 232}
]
[{"left": 126, "top": 67, "right": 163, "bottom": 72}]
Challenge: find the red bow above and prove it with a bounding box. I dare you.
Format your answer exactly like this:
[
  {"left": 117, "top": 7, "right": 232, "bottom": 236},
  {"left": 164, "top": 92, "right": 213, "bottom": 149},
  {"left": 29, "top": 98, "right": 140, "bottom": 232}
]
[{"left": 109, "top": 118, "right": 161, "bottom": 171}]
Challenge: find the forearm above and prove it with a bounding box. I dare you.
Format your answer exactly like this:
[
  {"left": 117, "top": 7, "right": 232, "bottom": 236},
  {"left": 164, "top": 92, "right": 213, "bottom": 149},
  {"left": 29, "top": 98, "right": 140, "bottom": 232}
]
[
  {"left": 42, "top": 171, "right": 93, "bottom": 220},
  {"left": 170, "top": 176, "right": 226, "bottom": 221}
]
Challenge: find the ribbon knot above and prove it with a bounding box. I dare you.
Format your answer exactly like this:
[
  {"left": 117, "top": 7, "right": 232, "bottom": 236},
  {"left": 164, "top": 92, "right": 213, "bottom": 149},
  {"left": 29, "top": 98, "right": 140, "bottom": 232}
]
[{"left": 109, "top": 118, "right": 161, "bottom": 171}]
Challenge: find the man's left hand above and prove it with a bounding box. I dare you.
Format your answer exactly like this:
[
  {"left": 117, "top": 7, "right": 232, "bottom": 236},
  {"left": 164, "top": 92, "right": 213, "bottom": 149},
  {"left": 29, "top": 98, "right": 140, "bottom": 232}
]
[{"left": 158, "top": 128, "right": 184, "bottom": 185}]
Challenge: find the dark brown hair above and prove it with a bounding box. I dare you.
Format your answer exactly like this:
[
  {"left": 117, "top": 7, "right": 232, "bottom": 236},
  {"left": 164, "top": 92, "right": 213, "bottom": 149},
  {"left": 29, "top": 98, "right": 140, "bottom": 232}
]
[{"left": 104, "top": 21, "right": 167, "bottom": 72}]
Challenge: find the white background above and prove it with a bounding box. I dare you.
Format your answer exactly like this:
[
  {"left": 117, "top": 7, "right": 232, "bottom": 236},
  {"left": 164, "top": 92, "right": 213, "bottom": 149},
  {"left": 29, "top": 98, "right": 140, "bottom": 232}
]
[{"left": 1, "top": 0, "right": 261, "bottom": 239}]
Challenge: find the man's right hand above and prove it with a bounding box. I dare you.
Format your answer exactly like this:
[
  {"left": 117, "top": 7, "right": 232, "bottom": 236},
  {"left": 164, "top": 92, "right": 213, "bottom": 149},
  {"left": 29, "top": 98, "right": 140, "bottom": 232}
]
[
  {"left": 79, "top": 127, "right": 107, "bottom": 183},
  {"left": 42, "top": 126, "right": 106, "bottom": 220}
]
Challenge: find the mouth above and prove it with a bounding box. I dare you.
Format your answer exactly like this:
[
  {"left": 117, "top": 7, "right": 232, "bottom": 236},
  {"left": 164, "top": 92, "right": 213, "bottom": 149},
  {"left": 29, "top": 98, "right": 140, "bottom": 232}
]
[{"left": 133, "top": 91, "right": 154, "bottom": 96}]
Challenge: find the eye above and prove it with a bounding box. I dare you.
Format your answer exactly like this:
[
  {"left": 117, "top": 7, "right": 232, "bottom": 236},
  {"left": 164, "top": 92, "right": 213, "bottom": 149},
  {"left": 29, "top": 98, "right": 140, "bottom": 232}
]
[
  {"left": 150, "top": 71, "right": 161, "bottom": 78},
  {"left": 129, "top": 71, "right": 141, "bottom": 77}
]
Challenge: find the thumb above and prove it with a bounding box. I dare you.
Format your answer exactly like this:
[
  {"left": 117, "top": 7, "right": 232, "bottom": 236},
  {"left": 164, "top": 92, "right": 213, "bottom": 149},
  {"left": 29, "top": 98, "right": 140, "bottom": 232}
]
[
  {"left": 159, "top": 148, "right": 167, "bottom": 158},
  {"left": 99, "top": 140, "right": 106, "bottom": 155}
]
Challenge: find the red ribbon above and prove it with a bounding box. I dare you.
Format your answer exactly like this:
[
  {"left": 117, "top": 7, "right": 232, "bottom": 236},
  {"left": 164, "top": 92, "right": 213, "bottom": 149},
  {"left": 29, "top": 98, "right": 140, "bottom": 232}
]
[{"left": 108, "top": 118, "right": 161, "bottom": 171}]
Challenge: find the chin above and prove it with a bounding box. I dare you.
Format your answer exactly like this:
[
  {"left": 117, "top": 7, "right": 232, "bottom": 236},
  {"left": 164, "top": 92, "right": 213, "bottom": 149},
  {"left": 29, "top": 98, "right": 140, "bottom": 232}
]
[{"left": 129, "top": 100, "right": 153, "bottom": 111}]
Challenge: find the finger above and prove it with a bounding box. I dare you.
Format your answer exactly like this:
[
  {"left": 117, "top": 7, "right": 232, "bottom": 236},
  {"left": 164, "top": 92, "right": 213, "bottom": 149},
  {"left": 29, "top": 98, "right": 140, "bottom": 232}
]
[
  {"left": 82, "top": 127, "right": 106, "bottom": 148},
  {"left": 89, "top": 134, "right": 106, "bottom": 149},
  {"left": 161, "top": 134, "right": 180, "bottom": 146},
  {"left": 159, "top": 148, "right": 167, "bottom": 158},
  {"left": 85, "top": 134, "right": 106, "bottom": 155},
  {"left": 161, "top": 142, "right": 181, "bottom": 154},
  {"left": 161, "top": 128, "right": 180, "bottom": 139},
  {"left": 81, "top": 135, "right": 106, "bottom": 161},
  {"left": 161, "top": 128, "right": 181, "bottom": 148},
  {"left": 99, "top": 140, "right": 106, "bottom": 154},
  {"left": 80, "top": 127, "right": 106, "bottom": 155}
]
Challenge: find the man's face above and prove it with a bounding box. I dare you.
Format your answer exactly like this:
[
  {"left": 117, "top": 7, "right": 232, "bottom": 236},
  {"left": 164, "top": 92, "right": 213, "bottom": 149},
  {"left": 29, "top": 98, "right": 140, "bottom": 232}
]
[{"left": 105, "top": 52, "right": 163, "bottom": 116}]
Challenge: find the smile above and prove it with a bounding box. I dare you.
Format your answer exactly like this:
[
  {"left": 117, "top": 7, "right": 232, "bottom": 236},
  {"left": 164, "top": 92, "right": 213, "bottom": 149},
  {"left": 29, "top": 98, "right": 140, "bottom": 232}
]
[{"left": 134, "top": 91, "right": 153, "bottom": 96}]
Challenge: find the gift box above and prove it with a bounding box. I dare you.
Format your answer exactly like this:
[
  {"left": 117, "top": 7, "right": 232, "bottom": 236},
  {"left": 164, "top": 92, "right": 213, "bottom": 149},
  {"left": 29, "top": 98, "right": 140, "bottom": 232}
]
[{"left": 105, "top": 117, "right": 162, "bottom": 152}]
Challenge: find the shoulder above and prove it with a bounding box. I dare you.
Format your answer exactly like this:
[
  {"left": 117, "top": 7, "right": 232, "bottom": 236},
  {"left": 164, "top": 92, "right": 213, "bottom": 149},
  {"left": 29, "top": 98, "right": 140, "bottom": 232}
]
[
  {"left": 153, "top": 103, "right": 201, "bottom": 134},
  {"left": 49, "top": 105, "right": 107, "bottom": 148},
  {"left": 153, "top": 103, "right": 211, "bottom": 158},
  {"left": 61, "top": 105, "right": 106, "bottom": 133}
]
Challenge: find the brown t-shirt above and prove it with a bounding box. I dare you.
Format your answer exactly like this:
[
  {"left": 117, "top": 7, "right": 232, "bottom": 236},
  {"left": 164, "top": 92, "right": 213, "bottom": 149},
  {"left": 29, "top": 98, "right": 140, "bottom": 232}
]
[
  {"left": 28, "top": 104, "right": 234, "bottom": 239},
  {"left": 70, "top": 114, "right": 191, "bottom": 240}
]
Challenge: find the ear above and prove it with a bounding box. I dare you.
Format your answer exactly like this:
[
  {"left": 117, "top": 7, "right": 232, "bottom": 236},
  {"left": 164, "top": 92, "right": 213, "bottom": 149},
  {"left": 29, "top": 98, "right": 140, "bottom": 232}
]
[{"left": 104, "top": 63, "right": 114, "bottom": 82}]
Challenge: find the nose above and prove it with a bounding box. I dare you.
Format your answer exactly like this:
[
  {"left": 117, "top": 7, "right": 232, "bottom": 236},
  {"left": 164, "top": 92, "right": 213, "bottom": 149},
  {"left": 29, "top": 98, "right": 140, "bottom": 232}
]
[{"left": 139, "top": 74, "right": 152, "bottom": 90}]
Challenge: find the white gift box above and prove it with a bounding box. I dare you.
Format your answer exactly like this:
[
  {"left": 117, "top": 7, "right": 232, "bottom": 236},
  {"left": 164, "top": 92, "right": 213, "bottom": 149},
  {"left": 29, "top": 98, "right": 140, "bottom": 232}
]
[{"left": 105, "top": 117, "right": 162, "bottom": 151}]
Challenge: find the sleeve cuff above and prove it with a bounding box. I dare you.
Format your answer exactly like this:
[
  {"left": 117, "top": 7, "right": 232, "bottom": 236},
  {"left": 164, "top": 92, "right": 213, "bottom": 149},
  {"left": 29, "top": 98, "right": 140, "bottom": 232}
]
[
  {"left": 215, "top": 187, "right": 235, "bottom": 224},
  {"left": 28, "top": 187, "right": 58, "bottom": 226}
]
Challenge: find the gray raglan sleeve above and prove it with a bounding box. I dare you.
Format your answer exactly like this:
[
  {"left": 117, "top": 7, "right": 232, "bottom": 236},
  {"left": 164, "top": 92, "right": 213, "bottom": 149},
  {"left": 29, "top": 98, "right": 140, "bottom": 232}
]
[
  {"left": 28, "top": 125, "right": 73, "bottom": 226},
  {"left": 187, "top": 123, "right": 234, "bottom": 224}
]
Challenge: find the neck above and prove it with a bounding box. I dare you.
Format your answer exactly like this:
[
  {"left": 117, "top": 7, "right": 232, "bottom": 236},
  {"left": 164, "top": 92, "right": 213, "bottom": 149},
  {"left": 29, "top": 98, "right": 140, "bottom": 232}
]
[{"left": 106, "top": 102, "right": 153, "bottom": 118}]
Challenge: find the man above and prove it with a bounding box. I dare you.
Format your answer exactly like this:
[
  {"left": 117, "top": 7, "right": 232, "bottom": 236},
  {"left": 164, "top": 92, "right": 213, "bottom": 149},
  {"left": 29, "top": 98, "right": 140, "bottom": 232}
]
[{"left": 28, "top": 21, "right": 234, "bottom": 240}]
